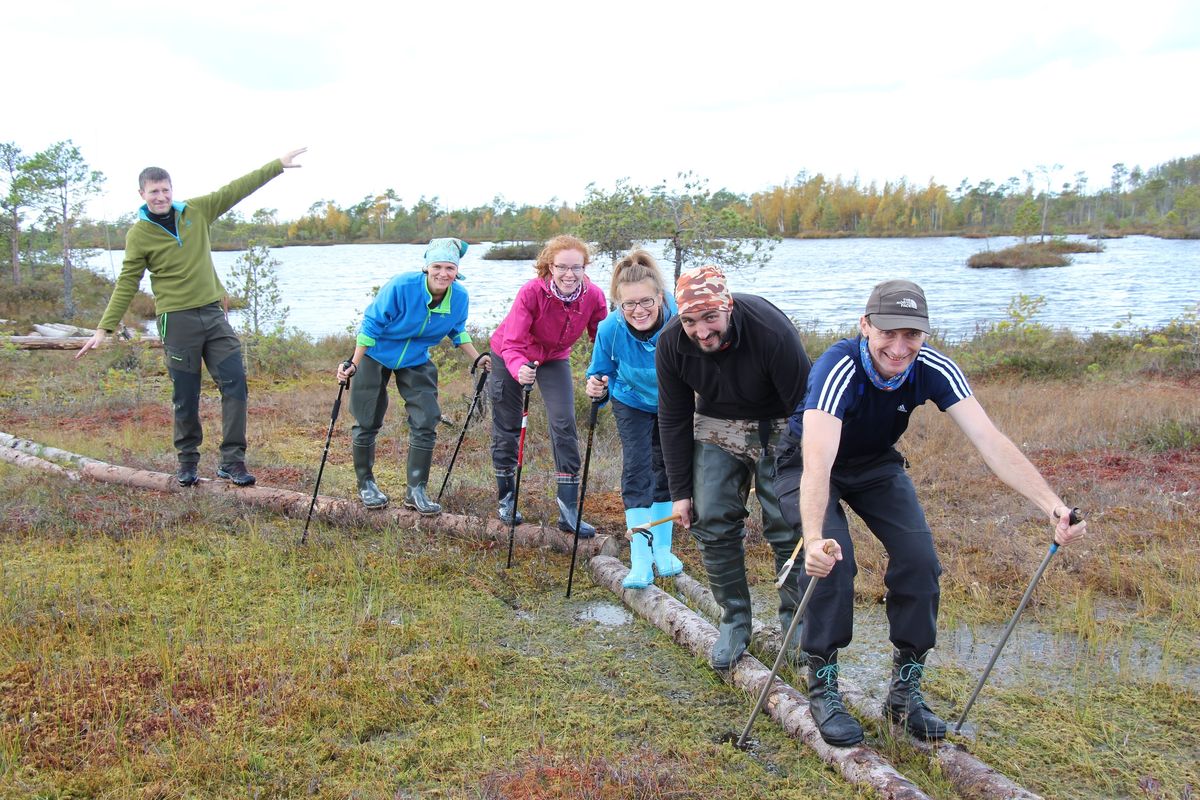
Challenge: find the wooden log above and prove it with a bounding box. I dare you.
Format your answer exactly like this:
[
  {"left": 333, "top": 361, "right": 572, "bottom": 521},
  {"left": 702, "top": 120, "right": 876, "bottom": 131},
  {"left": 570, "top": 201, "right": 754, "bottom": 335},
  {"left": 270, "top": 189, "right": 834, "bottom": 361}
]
[
  {"left": 589, "top": 555, "right": 931, "bottom": 800},
  {"left": 0, "top": 432, "right": 107, "bottom": 467},
  {"left": 674, "top": 571, "right": 784, "bottom": 655},
  {"left": 0, "top": 445, "right": 80, "bottom": 478},
  {"left": 2, "top": 336, "right": 162, "bottom": 350},
  {"left": 0, "top": 430, "right": 620, "bottom": 558},
  {"left": 672, "top": 568, "right": 1043, "bottom": 800}
]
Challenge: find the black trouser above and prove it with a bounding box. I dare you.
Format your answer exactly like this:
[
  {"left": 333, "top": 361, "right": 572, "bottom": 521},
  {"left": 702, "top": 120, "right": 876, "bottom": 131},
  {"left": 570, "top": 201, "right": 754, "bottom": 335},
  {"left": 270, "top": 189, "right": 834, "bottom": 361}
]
[
  {"left": 775, "top": 431, "right": 942, "bottom": 656},
  {"left": 349, "top": 356, "right": 441, "bottom": 450},
  {"left": 609, "top": 397, "right": 670, "bottom": 509},
  {"left": 159, "top": 302, "right": 247, "bottom": 466}
]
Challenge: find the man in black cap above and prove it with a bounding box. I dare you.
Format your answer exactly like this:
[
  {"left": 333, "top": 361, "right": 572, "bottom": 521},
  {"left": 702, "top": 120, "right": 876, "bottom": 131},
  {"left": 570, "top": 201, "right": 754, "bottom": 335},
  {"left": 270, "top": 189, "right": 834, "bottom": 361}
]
[{"left": 775, "top": 279, "right": 1087, "bottom": 746}]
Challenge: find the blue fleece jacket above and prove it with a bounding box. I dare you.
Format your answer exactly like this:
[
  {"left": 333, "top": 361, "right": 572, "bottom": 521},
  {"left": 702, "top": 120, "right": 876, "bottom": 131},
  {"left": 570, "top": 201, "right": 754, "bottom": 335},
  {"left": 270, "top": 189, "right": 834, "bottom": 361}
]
[
  {"left": 357, "top": 270, "right": 471, "bottom": 369},
  {"left": 586, "top": 295, "right": 677, "bottom": 413}
]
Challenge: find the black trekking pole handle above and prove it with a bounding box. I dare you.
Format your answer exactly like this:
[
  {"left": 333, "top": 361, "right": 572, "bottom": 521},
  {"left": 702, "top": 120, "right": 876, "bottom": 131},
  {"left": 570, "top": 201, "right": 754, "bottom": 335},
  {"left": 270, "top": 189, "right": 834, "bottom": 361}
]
[
  {"left": 954, "top": 507, "right": 1082, "bottom": 733},
  {"left": 565, "top": 394, "right": 604, "bottom": 598},
  {"left": 300, "top": 361, "right": 353, "bottom": 544},
  {"left": 469, "top": 350, "right": 489, "bottom": 374}
]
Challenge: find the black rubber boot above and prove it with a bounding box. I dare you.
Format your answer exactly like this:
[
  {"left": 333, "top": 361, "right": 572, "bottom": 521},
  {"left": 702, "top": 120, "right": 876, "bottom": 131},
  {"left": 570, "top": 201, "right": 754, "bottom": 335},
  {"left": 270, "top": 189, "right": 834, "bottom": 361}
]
[
  {"left": 555, "top": 479, "right": 595, "bottom": 538},
  {"left": 706, "top": 556, "right": 752, "bottom": 671},
  {"left": 775, "top": 549, "right": 808, "bottom": 667},
  {"left": 353, "top": 443, "right": 389, "bottom": 509},
  {"left": 884, "top": 648, "right": 947, "bottom": 741},
  {"left": 496, "top": 473, "right": 523, "bottom": 525},
  {"left": 806, "top": 652, "right": 865, "bottom": 747},
  {"left": 403, "top": 446, "right": 442, "bottom": 516}
]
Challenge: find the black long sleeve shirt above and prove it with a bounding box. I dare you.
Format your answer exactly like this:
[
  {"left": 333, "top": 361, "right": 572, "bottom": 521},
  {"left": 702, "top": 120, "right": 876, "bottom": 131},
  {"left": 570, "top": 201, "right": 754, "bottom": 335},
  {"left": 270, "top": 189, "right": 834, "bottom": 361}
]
[{"left": 655, "top": 293, "right": 811, "bottom": 500}]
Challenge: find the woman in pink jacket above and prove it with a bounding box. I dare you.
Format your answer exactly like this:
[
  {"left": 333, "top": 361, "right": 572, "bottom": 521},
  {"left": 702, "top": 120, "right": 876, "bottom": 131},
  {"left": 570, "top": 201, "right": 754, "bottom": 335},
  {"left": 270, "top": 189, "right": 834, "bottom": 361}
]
[{"left": 489, "top": 234, "right": 608, "bottom": 536}]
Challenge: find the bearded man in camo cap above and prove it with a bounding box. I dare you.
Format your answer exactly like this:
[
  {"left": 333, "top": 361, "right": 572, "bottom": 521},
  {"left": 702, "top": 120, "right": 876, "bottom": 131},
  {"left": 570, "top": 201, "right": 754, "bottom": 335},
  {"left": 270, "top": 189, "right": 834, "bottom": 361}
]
[{"left": 655, "top": 265, "right": 812, "bottom": 671}]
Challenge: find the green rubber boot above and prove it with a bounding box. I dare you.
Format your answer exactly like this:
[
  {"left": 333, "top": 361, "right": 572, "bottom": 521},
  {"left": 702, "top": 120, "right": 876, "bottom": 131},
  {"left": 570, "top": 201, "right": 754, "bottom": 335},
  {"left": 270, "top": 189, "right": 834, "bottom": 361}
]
[
  {"left": 403, "top": 446, "right": 442, "bottom": 516},
  {"left": 704, "top": 550, "right": 752, "bottom": 671},
  {"left": 353, "top": 443, "right": 389, "bottom": 509}
]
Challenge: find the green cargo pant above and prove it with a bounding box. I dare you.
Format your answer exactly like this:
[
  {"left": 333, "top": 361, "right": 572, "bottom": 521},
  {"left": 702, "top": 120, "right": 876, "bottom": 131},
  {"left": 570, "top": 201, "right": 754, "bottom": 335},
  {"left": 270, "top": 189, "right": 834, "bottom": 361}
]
[
  {"left": 158, "top": 302, "right": 248, "bottom": 466},
  {"left": 349, "top": 356, "right": 441, "bottom": 451}
]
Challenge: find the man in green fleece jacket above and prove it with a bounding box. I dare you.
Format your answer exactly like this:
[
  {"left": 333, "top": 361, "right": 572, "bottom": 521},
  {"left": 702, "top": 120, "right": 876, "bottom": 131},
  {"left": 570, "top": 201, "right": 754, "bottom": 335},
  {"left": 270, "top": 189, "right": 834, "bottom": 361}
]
[{"left": 76, "top": 148, "right": 307, "bottom": 487}]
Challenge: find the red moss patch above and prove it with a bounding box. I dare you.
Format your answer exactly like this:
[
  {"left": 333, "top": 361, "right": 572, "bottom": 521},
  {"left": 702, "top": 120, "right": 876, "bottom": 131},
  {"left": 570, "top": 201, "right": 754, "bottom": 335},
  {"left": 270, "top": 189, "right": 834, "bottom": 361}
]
[
  {"left": 0, "top": 653, "right": 275, "bottom": 770},
  {"left": 479, "top": 748, "right": 686, "bottom": 799},
  {"left": 59, "top": 404, "right": 173, "bottom": 436},
  {"left": 1034, "top": 448, "right": 1200, "bottom": 494}
]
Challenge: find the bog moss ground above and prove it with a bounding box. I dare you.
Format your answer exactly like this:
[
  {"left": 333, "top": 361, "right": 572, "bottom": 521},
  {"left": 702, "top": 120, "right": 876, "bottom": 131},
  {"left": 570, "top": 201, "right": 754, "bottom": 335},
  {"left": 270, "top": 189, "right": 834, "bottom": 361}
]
[{"left": 1, "top": 329, "right": 1198, "bottom": 799}]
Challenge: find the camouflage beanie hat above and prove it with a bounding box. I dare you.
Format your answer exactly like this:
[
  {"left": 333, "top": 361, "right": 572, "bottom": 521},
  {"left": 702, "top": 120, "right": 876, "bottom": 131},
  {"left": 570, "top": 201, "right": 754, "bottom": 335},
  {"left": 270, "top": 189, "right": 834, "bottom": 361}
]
[{"left": 675, "top": 264, "right": 733, "bottom": 316}]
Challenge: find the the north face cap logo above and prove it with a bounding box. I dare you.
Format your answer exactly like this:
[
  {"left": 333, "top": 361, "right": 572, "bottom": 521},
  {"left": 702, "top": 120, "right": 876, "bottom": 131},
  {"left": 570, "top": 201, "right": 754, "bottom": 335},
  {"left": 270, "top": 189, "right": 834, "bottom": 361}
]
[{"left": 896, "top": 298, "right": 918, "bottom": 310}]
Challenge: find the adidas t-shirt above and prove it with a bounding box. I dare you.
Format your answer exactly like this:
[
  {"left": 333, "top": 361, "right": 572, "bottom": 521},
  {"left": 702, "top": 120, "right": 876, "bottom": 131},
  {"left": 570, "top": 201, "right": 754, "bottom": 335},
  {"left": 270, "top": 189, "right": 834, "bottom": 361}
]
[{"left": 789, "top": 336, "right": 972, "bottom": 465}]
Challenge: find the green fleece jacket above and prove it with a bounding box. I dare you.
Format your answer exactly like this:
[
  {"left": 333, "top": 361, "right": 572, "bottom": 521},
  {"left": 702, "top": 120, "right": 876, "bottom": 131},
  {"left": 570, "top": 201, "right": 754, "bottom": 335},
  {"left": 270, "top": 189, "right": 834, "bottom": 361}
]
[{"left": 97, "top": 159, "right": 285, "bottom": 331}]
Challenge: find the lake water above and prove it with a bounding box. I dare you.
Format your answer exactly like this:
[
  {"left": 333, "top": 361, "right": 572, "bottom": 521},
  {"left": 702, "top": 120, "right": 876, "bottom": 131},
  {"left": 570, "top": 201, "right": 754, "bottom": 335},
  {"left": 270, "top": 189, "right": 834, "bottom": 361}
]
[{"left": 85, "top": 235, "right": 1200, "bottom": 341}]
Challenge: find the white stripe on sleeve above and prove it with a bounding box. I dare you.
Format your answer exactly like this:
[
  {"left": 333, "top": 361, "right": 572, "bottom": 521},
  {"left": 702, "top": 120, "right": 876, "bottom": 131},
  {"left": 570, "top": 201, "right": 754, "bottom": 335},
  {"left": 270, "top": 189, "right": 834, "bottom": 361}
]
[
  {"left": 917, "top": 347, "right": 972, "bottom": 400},
  {"left": 816, "top": 355, "right": 856, "bottom": 414}
]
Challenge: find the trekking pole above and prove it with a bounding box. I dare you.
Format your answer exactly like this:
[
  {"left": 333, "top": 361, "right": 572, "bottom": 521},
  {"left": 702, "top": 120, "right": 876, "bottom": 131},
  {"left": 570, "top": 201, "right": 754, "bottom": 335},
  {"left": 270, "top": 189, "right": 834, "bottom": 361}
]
[
  {"left": 954, "top": 508, "right": 1083, "bottom": 734},
  {"left": 300, "top": 361, "right": 352, "bottom": 545},
  {"left": 436, "top": 351, "right": 490, "bottom": 504},
  {"left": 505, "top": 362, "right": 537, "bottom": 569},
  {"left": 565, "top": 395, "right": 604, "bottom": 598},
  {"left": 736, "top": 539, "right": 833, "bottom": 748}
]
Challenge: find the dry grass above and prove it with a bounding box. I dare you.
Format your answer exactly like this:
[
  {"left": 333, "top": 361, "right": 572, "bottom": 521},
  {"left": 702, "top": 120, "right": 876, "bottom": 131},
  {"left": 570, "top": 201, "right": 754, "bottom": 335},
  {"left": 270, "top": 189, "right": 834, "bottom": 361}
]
[{"left": 1, "top": 335, "right": 1198, "bottom": 798}]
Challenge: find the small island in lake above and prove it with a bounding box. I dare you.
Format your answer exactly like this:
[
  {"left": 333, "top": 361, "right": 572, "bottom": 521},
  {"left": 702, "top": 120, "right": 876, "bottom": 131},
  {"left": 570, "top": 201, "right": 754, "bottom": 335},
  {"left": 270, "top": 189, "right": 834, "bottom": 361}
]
[{"left": 967, "top": 239, "right": 1104, "bottom": 268}]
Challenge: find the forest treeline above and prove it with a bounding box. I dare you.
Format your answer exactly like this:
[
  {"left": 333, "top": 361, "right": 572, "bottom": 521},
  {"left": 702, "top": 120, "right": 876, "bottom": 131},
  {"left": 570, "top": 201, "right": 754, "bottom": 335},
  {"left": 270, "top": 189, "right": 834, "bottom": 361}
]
[
  {"left": 6, "top": 143, "right": 1200, "bottom": 277},
  {"left": 94, "top": 153, "right": 1200, "bottom": 248}
]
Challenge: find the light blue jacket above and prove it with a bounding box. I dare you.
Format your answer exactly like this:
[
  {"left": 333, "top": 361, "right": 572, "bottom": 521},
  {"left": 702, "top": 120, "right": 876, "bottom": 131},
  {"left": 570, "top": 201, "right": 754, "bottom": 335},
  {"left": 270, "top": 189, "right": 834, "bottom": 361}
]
[
  {"left": 586, "top": 295, "right": 677, "bottom": 413},
  {"left": 357, "top": 270, "right": 471, "bottom": 369}
]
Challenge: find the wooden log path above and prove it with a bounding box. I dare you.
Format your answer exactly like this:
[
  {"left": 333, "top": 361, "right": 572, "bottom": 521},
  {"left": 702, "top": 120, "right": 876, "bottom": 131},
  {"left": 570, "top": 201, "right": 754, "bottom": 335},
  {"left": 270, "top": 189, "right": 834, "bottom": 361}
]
[
  {"left": 1, "top": 336, "right": 162, "bottom": 350},
  {"left": 1, "top": 430, "right": 1034, "bottom": 798},
  {"left": 671, "top": 573, "right": 1042, "bottom": 800}
]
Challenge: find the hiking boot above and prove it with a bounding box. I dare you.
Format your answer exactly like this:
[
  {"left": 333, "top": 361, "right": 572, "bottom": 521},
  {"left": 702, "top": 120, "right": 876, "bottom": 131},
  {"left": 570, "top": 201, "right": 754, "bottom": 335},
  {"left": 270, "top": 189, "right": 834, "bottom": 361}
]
[
  {"left": 402, "top": 446, "right": 441, "bottom": 515},
  {"left": 622, "top": 507, "right": 655, "bottom": 589},
  {"left": 884, "top": 648, "right": 948, "bottom": 741},
  {"left": 216, "top": 461, "right": 256, "bottom": 486},
  {"left": 807, "top": 652, "right": 865, "bottom": 747},
  {"left": 177, "top": 462, "right": 199, "bottom": 487},
  {"left": 353, "top": 443, "right": 389, "bottom": 509},
  {"left": 496, "top": 473, "right": 523, "bottom": 525},
  {"left": 555, "top": 478, "right": 595, "bottom": 538}
]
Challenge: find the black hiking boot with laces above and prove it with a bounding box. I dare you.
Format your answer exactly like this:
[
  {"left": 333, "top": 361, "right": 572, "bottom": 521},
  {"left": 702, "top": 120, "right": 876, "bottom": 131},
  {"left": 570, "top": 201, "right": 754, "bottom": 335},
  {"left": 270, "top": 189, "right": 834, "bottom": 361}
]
[
  {"left": 806, "top": 651, "right": 864, "bottom": 747},
  {"left": 884, "top": 648, "right": 948, "bottom": 741}
]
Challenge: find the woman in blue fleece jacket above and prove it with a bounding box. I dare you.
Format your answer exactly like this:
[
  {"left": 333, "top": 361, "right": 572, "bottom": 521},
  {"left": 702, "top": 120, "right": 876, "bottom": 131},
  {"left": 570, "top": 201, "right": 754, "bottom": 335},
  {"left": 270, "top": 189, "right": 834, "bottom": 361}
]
[
  {"left": 336, "top": 238, "right": 489, "bottom": 514},
  {"left": 585, "top": 249, "right": 683, "bottom": 588}
]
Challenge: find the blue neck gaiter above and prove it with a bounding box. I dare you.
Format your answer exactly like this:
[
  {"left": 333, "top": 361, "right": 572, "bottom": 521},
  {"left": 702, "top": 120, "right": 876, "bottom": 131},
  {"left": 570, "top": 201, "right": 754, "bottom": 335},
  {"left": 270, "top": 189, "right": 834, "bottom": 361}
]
[{"left": 859, "top": 336, "right": 915, "bottom": 391}]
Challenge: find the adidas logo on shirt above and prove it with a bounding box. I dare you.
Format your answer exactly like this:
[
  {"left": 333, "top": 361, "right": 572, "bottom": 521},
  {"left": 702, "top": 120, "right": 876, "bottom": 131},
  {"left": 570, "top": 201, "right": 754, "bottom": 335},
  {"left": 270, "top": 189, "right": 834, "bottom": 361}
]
[{"left": 897, "top": 404, "right": 909, "bottom": 413}]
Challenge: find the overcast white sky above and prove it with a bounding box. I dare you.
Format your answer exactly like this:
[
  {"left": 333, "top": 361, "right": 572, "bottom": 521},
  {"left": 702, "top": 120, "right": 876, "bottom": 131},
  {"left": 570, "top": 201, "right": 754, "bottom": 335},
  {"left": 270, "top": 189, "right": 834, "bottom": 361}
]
[{"left": 7, "top": 0, "right": 1198, "bottom": 222}]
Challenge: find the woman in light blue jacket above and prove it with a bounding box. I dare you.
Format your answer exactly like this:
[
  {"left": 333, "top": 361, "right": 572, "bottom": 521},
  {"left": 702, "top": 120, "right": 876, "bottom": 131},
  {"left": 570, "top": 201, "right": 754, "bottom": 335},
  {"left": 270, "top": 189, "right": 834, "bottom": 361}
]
[
  {"left": 585, "top": 249, "right": 682, "bottom": 588},
  {"left": 336, "top": 238, "right": 489, "bottom": 514}
]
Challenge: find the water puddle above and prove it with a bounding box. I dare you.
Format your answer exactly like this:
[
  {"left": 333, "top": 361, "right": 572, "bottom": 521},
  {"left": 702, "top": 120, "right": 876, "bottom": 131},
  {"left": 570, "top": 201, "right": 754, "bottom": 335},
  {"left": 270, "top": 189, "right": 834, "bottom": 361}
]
[
  {"left": 748, "top": 586, "right": 1200, "bottom": 697},
  {"left": 576, "top": 602, "right": 633, "bottom": 628}
]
